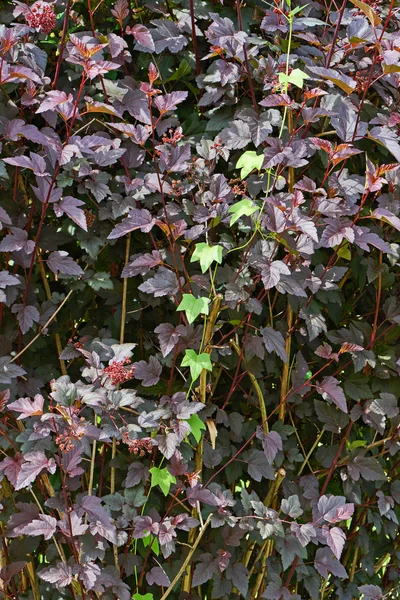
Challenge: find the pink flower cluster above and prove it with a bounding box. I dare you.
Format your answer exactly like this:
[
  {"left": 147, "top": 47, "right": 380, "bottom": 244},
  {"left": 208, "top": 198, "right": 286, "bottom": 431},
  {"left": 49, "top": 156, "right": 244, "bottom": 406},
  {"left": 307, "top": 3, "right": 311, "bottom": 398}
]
[
  {"left": 121, "top": 433, "right": 153, "bottom": 456},
  {"left": 26, "top": 2, "right": 56, "bottom": 34},
  {"left": 103, "top": 358, "right": 135, "bottom": 386}
]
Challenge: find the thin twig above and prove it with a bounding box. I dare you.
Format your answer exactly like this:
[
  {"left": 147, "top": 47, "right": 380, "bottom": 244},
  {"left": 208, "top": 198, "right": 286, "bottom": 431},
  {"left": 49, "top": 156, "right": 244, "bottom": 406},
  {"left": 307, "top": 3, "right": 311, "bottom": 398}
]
[
  {"left": 160, "top": 515, "right": 212, "bottom": 600},
  {"left": 10, "top": 290, "right": 74, "bottom": 364}
]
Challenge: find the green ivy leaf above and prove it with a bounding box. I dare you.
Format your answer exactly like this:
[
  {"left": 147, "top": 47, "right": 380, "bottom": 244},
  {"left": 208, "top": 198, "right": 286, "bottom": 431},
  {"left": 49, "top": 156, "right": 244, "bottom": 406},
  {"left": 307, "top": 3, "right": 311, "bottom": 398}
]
[
  {"left": 279, "top": 68, "right": 309, "bottom": 89},
  {"left": 289, "top": 4, "right": 309, "bottom": 16},
  {"left": 191, "top": 243, "right": 223, "bottom": 273},
  {"left": 133, "top": 594, "right": 154, "bottom": 600},
  {"left": 228, "top": 198, "right": 258, "bottom": 225},
  {"left": 236, "top": 151, "right": 264, "bottom": 179},
  {"left": 149, "top": 467, "right": 176, "bottom": 496},
  {"left": 186, "top": 413, "right": 206, "bottom": 443},
  {"left": 181, "top": 349, "right": 212, "bottom": 382},
  {"left": 142, "top": 535, "right": 160, "bottom": 556},
  {"left": 177, "top": 294, "right": 210, "bottom": 324}
]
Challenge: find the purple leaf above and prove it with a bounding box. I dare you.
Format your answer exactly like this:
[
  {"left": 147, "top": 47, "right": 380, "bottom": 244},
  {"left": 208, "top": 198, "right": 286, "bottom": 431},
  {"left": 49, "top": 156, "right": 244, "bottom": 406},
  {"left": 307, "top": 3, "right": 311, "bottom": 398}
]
[
  {"left": 133, "top": 515, "right": 159, "bottom": 538},
  {"left": 154, "top": 91, "right": 189, "bottom": 113},
  {"left": 314, "top": 547, "right": 348, "bottom": 579},
  {"left": 369, "top": 126, "right": 400, "bottom": 162},
  {"left": 258, "top": 430, "right": 282, "bottom": 464},
  {"left": 125, "top": 463, "right": 149, "bottom": 488},
  {"left": 122, "top": 250, "right": 162, "bottom": 277},
  {"left": 281, "top": 495, "right": 303, "bottom": 518},
  {"left": 47, "top": 251, "right": 84, "bottom": 276},
  {"left": 133, "top": 356, "right": 162, "bottom": 387},
  {"left": 3, "top": 152, "right": 49, "bottom": 176},
  {"left": 15, "top": 451, "right": 56, "bottom": 490},
  {"left": 146, "top": 566, "right": 170, "bottom": 587},
  {"left": 157, "top": 432, "right": 178, "bottom": 459},
  {"left": 244, "top": 335, "right": 265, "bottom": 360},
  {"left": 260, "top": 327, "right": 288, "bottom": 362},
  {"left": 0, "top": 562, "right": 27, "bottom": 582},
  {"left": 154, "top": 323, "right": 185, "bottom": 357},
  {"left": 111, "top": 0, "right": 129, "bottom": 21},
  {"left": 75, "top": 562, "right": 101, "bottom": 591},
  {"left": 0, "top": 271, "right": 20, "bottom": 288},
  {"left": 151, "top": 20, "right": 188, "bottom": 54},
  {"left": 358, "top": 585, "right": 383, "bottom": 600},
  {"left": 259, "top": 94, "right": 293, "bottom": 107},
  {"left": 261, "top": 261, "right": 291, "bottom": 290},
  {"left": 192, "top": 554, "right": 219, "bottom": 586},
  {"left": 0, "top": 207, "right": 12, "bottom": 226},
  {"left": 290, "top": 522, "right": 317, "bottom": 547},
  {"left": 7, "top": 394, "right": 44, "bottom": 419},
  {"left": 11, "top": 304, "right": 40, "bottom": 334},
  {"left": 107, "top": 32, "right": 127, "bottom": 57},
  {"left": 20, "top": 514, "right": 57, "bottom": 540},
  {"left": 39, "top": 563, "right": 73, "bottom": 588},
  {"left": 62, "top": 446, "right": 84, "bottom": 477},
  {"left": 0, "top": 454, "right": 25, "bottom": 488},
  {"left": 316, "top": 377, "right": 347, "bottom": 413},
  {"left": 54, "top": 196, "right": 87, "bottom": 231},
  {"left": 226, "top": 562, "right": 249, "bottom": 597},
  {"left": 58, "top": 511, "right": 88, "bottom": 537},
  {"left": 320, "top": 218, "right": 355, "bottom": 248},
  {"left": 353, "top": 226, "right": 391, "bottom": 254},
  {"left": 219, "top": 121, "right": 251, "bottom": 149},
  {"left": 106, "top": 122, "right": 150, "bottom": 144},
  {"left": 116, "top": 88, "right": 151, "bottom": 124},
  {"left": 245, "top": 449, "right": 275, "bottom": 481},
  {"left": 128, "top": 24, "right": 155, "bottom": 52},
  {"left": 108, "top": 208, "right": 155, "bottom": 239},
  {"left": 186, "top": 484, "right": 219, "bottom": 507},
  {"left": 0, "top": 358, "right": 26, "bottom": 384},
  {"left": 206, "top": 13, "right": 248, "bottom": 57},
  {"left": 159, "top": 144, "right": 191, "bottom": 172},
  {"left": 347, "top": 454, "right": 386, "bottom": 481},
  {"left": 330, "top": 100, "right": 368, "bottom": 142},
  {"left": 138, "top": 267, "right": 182, "bottom": 298},
  {"left": 373, "top": 207, "right": 400, "bottom": 232},
  {"left": 76, "top": 495, "right": 112, "bottom": 526},
  {"left": 307, "top": 66, "right": 356, "bottom": 94},
  {"left": 323, "top": 525, "right": 346, "bottom": 560},
  {"left": 5, "top": 502, "right": 39, "bottom": 536},
  {"left": 31, "top": 178, "right": 63, "bottom": 204},
  {"left": 0, "top": 228, "right": 35, "bottom": 254}
]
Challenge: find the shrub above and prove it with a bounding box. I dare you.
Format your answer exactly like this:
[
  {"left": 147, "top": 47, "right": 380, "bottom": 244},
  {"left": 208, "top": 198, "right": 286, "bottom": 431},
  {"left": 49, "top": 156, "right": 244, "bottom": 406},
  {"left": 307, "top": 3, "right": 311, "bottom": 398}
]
[{"left": 0, "top": 0, "right": 399, "bottom": 598}]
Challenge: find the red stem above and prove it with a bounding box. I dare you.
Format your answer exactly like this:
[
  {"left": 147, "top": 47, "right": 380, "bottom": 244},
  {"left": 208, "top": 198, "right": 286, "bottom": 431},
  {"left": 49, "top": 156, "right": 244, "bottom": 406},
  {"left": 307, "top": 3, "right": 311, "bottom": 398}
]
[
  {"left": 52, "top": 0, "right": 72, "bottom": 89},
  {"left": 189, "top": 0, "right": 200, "bottom": 76}
]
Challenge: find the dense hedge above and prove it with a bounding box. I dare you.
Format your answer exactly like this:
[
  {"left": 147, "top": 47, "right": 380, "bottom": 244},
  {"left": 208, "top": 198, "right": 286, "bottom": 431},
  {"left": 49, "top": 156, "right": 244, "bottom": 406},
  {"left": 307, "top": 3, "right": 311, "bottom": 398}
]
[{"left": 0, "top": 0, "right": 400, "bottom": 598}]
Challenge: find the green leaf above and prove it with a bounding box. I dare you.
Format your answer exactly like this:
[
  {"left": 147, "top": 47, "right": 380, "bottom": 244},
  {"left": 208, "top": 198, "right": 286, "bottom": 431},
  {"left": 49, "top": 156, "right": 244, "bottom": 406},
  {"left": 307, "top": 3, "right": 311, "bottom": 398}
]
[
  {"left": 348, "top": 440, "right": 367, "bottom": 451},
  {"left": 181, "top": 349, "right": 212, "bottom": 382},
  {"left": 279, "top": 68, "right": 309, "bottom": 89},
  {"left": 142, "top": 536, "right": 160, "bottom": 556},
  {"left": 177, "top": 294, "right": 210, "bottom": 324},
  {"left": 149, "top": 467, "right": 176, "bottom": 496},
  {"left": 133, "top": 594, "right": 154, "bottom": 600},
  {"left": 186, "top": 413, "right": 206, "bottom": 443},
  {"left": 236, "top": 151, "right": 264, "bottom": 179},
  {"left": 87, "top": 272, "right": 114, "bottom": 291},
  {"left": 0, "top": 161, "right": 9, "bottom": 180},
  {"left": 191, "top": 243, "right": 223, "bottom": 273},
  {"left": 228, "top": 198, "right": 258, "bottom": 226},
  {"left": 164, "top": 59, "right": 192, "bottom": 82},
  {"left": 289, "top": 4, "right": 308, "bottom": 16}
]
